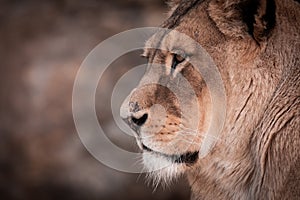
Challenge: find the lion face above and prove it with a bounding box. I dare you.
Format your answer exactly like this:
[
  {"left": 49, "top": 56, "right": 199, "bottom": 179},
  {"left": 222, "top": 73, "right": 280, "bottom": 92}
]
[
  {"left": 120, "top": 0, "right": 289, "bottom": 189},
  {"left": 120, "top": 15, "right": 219, "bottom": 181},
  {"left": 120, "top": 1, "right": 232, "bottom": 182},
  {"left": 121, "top": 51, "right": 211, "bottom": 182}
]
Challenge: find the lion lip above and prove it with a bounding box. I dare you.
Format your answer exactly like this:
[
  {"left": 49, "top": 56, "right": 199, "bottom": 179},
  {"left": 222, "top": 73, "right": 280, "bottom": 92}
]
[
  {"left": 174, "top": 151, "right": 199, "bottom": 164},
  {"left": 142, "top": 144, "right": 152, "bottom": 152},
  {"left": 142, "top": 143, "right": 199, "bottom": 164}
]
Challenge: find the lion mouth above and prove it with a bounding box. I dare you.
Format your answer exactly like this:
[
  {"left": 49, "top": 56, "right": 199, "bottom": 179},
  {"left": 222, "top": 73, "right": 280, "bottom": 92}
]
[{"left": 142, "top": 144, "right": 199, "bottom": 164}]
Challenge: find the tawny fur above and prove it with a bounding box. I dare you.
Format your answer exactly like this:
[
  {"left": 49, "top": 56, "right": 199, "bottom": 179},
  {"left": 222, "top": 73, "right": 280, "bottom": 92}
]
[{"left": 122, "top": 0, "right": 300, "bottom": 199}]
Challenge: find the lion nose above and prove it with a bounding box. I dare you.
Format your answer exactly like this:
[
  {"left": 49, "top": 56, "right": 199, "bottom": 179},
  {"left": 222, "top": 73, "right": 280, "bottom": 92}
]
[
  {"left": 120, "top": 93, "right": 148, "bottom": 130},
  {"left": 121, "top": 112, "right": 148, "bottom": 134},
  {"left": 131, "top": 113, "right": 148, "bottom": 126}
]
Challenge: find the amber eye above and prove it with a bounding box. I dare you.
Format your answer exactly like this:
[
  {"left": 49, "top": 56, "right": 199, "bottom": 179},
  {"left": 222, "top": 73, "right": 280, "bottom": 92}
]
[{"left": 172, "top": 53, "right": 185, "bottom": 70}]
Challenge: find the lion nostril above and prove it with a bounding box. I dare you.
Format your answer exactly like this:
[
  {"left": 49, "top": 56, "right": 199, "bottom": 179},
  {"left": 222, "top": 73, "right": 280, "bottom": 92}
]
[{"left": 131, "top": 113, "right": 148, "bottom": 126}]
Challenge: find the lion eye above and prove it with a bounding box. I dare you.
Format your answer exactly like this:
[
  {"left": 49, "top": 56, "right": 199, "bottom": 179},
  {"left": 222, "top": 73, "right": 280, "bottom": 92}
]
[{"left": 172, "top": 53, "right": 185, "bottom": 70}]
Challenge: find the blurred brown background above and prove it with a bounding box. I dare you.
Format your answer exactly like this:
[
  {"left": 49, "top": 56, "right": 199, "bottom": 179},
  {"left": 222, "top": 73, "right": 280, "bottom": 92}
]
[{"left": 0, "top": 0, "right": 190, "bottom": 199}]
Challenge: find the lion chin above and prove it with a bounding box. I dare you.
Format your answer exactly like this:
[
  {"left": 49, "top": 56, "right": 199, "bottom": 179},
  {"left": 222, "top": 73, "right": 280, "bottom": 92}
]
[
  {"left": 142, "top": 152, "right": 186, "bottom": 187},
  {"left": 141, "top": 144, "right": 199, "bottom": 186}
]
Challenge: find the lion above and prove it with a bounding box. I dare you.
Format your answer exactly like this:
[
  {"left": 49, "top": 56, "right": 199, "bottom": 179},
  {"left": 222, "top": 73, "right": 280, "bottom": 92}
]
[{"left": 120, "top": 0, "right": 300, "bottom": 199}]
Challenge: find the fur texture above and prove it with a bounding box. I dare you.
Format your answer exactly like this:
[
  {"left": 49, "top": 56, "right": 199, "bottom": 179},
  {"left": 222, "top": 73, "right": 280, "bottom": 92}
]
[{"left": 121, "top": 0, "right": 300, "bottom": 199}]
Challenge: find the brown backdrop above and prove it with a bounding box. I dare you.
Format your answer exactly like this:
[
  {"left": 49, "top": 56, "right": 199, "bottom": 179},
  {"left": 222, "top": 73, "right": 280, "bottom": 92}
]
[{"left": 0, "top": 0, "right": 190, "bottom": 199}]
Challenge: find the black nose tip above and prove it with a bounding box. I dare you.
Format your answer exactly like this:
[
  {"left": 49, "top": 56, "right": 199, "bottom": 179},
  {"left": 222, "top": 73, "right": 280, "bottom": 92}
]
[{"left": 131, "top": 113, "right": 148, "bottom": 126}]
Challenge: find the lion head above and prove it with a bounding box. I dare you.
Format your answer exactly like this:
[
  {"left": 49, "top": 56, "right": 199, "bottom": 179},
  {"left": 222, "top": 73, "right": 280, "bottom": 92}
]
[{"left": 120, "top": 0, "right": 300, "bottom": 199}]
